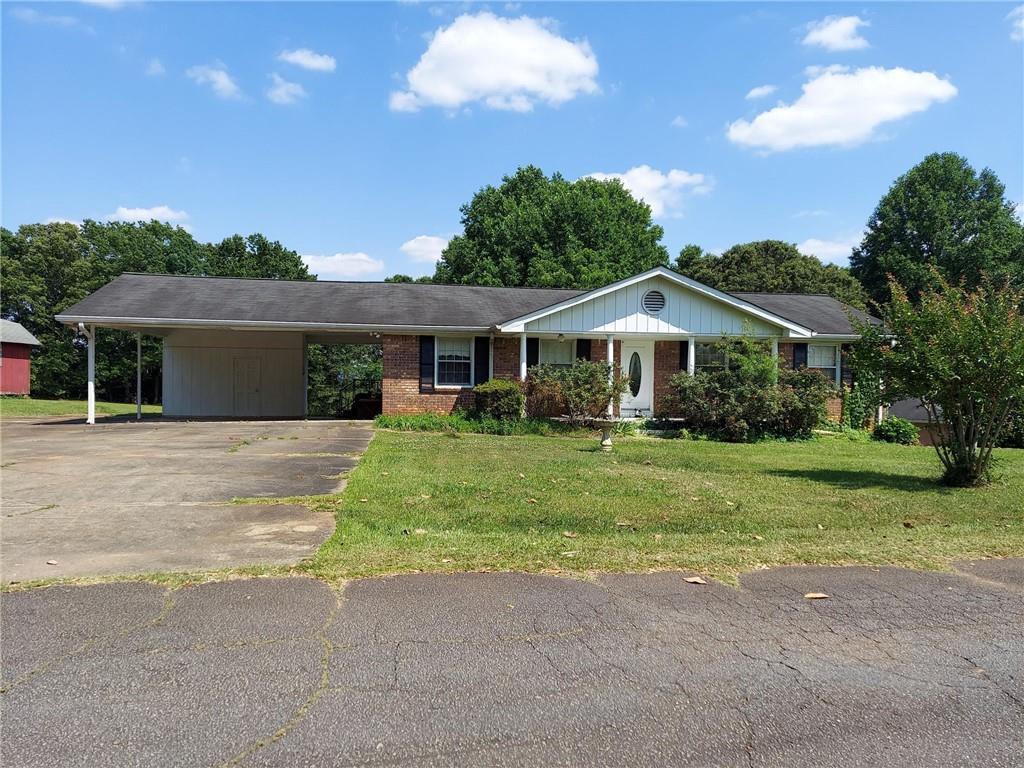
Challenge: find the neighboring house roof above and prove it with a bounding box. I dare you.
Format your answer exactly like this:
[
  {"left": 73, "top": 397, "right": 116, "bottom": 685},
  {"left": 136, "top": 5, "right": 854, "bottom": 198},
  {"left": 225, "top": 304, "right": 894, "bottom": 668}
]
[
  {"left": 56, "top": 270, "right": 877, "bottom": 337},
  {"left": 0, "top": 319, "right": 42, "bottom": 346},
  {"left": 730, "top": 293, "right": 880, "bottom": 336},
  {"left": 888, "top": 398, "right": 932, "bottom": 422},
  {"left": 57, "top": 273, "right": 583, "bottom": 331}
]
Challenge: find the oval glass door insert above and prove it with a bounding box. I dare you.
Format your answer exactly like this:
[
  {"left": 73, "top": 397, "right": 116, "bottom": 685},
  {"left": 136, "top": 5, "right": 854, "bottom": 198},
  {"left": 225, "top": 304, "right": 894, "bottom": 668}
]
[{"left": 628, "top": 351, "right": 642, "bottom": 397}]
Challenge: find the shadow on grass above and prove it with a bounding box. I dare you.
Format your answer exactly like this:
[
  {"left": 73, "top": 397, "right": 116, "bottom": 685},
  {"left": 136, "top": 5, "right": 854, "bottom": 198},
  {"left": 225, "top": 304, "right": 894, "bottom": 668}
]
[{"left": 768, "top": 468, "right": 942, "bottom": 492}]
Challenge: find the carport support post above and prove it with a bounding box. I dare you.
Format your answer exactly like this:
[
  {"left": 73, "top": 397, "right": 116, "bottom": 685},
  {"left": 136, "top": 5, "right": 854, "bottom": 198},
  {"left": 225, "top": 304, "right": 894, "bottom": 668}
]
[
  {"left": 136, "top": 332, "right": 142, "bottom": 421},
  {"left": 606, "top": 334, "right": 615, "bottom": 418},
  {"left": 519, "top": 333, "right": 527, "bottom": 381},
  {"left": 86, "top": 324, "right": 96, "bottom": 425}
]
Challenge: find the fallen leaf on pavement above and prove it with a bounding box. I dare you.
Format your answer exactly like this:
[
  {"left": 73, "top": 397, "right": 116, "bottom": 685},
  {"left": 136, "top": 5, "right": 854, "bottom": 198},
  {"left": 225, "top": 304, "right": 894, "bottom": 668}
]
[
  {"left": 46, "top": 559, "right": 58, "bottom": 566},
  {"left": 684, "top": 576, "right": 708, "bottom": 585},
  {"left": 804, "top": 592, "right": 830, "bottom": 599}
]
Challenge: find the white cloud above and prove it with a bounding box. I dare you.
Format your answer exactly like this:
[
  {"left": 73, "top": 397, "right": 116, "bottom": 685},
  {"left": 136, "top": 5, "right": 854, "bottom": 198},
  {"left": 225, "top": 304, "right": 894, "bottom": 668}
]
[
  {"left": 186, "top": 63, "right": 242, "bottom": 100},
  {"left": 1009, "top": 6, "right": 1024, "bottom": 42},
  {"left": 670, "top": 115, "right": 688, "bottom": 128},
  {"left": 1014, "top": 201, "right": 1024, "bottom": 221},
  {"left": 586, "top": 165, "right": 710, "bottom": 218},
  {"left": 797, "top": 234, "right": 861, "bottom": 265},
  {"left": 390, "top": 12, "right": 599, "bottom": 112},
  {"left": 266, "top": 73, "right": 307, "bottom": 105},
  {"left": 10, "top": 7, "right": 92, "bottom": 32},
  {"left": 80, "top": 0, "right": 129, "bottom": 8},
  {"left": 727, "top": 66, "right": 956, "bottom": 152},
  {"left": 745, "top": 84, "right": 776, "bottom": 100},
  {"left": 145, "top": 57, "right": 165, "bottom": 76},
  {"left": 106, "top": 205, "right": 189, "bottom": 223},
  {"left": 802, "top": 15, "right": 870, "bottom": 51},
  {"left": 399, "top": 235, "right": 450, "bottom": 264},
  {"left": 302, "top": 252, "right": 384, "bottom": 280},
  {"left": 277, "top": 48, "right": 337, "bottom": 72}
]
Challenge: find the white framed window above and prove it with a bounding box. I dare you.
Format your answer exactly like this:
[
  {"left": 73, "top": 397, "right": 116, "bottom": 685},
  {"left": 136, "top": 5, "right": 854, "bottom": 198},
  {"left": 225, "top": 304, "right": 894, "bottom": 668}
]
[
  {"left": 807, "top": 344, "right": 840, "bottom": 385},
  {"left": 435, "top": 336, "right": 473, "bottom": 387},
  {"left": 539, "top": 339, "right": 574, "bottom": 368},
  {"left": 695, "top": 342, "right": 726, "bottom": 372},
  {"left": 807, "top": 344, "right": 837, "bottom": 370}
]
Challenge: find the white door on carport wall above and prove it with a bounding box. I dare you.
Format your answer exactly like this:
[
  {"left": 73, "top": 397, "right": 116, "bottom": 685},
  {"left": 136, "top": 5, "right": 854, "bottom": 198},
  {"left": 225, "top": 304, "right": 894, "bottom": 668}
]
[{"left": 232, "top": 357, "right": 261, "bottom": 417}]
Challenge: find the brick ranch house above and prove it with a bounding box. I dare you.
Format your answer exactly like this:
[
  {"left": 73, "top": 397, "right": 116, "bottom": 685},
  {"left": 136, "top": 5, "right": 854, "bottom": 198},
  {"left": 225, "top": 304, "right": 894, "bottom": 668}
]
[{"left": 57, "top": 267, "right": 878, "bottom": 423}]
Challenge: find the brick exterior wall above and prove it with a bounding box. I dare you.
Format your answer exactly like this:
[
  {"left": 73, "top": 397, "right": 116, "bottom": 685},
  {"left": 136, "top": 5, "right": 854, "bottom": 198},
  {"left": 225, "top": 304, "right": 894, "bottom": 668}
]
[
  {"left": 381, "top": 334, "right": 475, "bottom": 415},
  {"left": 492, "top": 337, "right": 519, "bottom": 379},
  {"left": 653, "top": 341, "right": 684, "bottom": 417}
]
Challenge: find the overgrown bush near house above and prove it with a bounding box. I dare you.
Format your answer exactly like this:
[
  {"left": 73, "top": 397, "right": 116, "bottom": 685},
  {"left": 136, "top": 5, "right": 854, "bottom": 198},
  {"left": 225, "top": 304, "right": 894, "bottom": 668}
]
[
  {"left": 841, "top": 375, "right": 881, "bottom": 430},
  {"left": 473, "top": 379, "right": 525, "bottom": 421},
  {"left": 872, "top": 417, "right": 920, "bottom": 445},
  {"left": 666, "top": 338, "right": 833, "bottom": 442},
  {"left": 525, "top": 361, "right": 627, "bottom": 425},
  {"left": 374, "top": 411, "right": 578, "bottom": 436}
]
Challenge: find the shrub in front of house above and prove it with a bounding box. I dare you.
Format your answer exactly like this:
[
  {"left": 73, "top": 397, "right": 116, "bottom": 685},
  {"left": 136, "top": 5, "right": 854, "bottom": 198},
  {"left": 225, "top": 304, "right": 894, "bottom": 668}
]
[
  {"left": 524, "top": 361, "right": 628, "bottom": 425},
  {"left": 374, "top": 412, "right": 580, "bottom": 436},
  {"left": 473, "top": 379, "right": 525, "bottom": 421},
  {"left": 666, "top": 348, "right": 834, "bottom": 442},
  {"left": 872, "top": 417, "right": 920, "bottom": 445}
]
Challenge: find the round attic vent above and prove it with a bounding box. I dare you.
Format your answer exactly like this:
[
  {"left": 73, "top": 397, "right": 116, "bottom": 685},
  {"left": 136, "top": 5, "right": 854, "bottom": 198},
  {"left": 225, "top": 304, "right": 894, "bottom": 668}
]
[{"left": 642, "top": 289, "right": 666, "bottom": 314}]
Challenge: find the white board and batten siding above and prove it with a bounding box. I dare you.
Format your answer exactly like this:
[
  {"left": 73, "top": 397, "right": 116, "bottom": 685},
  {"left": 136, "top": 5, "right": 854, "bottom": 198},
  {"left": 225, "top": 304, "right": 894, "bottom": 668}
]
[
  {"left": 524, "top": 276, "right": 782, "bottom": 337},
  {"left": 162, "top": 330, "right": 305, "bottom": 418}
]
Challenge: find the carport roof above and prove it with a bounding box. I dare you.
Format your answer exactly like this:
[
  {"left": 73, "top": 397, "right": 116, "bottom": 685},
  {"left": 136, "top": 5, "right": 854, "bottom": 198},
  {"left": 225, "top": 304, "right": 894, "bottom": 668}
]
[{"left": 57, "top": 272, "right": 585, "bottom": 331}]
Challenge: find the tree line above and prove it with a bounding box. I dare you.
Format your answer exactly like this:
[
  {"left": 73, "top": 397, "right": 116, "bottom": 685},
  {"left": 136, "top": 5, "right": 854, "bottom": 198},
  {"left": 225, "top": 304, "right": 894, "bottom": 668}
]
[{"left": 2, "top": 151, "right": 1021, "bottom": 407}]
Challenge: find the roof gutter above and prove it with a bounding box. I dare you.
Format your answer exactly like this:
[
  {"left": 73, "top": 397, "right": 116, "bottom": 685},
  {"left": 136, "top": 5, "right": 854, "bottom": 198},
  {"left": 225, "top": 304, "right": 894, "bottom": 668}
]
[{"left": 54, "top": 315, "right": 491, "bottom": 334}]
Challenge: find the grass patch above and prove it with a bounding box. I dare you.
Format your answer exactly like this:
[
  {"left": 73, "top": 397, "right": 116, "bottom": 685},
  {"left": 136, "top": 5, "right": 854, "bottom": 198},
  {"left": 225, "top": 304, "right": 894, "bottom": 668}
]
[
  {"left": 303, "top": 431, "right": 1024, "bottom": 582},
  {"left": 0, "top": 397, "right": 161, "bottom": 418},
  {"left": 374, "top": 412, "right": 638, "bottom": 437}
]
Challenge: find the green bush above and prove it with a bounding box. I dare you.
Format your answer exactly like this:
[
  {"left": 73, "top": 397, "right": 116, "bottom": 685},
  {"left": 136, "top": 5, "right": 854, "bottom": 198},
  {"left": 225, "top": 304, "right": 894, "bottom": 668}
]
[
  {"left": 473, "top": 379, "right": 524, "bottom": 421},
  {"left": 666, "top": 341, "right": 834, "bottom": 442},
  {"left": 872, "top": 417, "right": 920, "bottom": 445},
  {"left": 524, "top": 361, "right": 627, "bottom": 425},
  {"left": 374, "top": 411, "right": 578, "bottom": 436},
  {"left": 841, "top": 376, "right": 881, "bottom": 430}
]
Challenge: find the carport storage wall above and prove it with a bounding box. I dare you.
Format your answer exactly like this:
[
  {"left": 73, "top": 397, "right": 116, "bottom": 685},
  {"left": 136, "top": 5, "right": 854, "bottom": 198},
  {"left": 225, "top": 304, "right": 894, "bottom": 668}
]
[{"left": 162, "top": 330, "right": 305, "bottom": 418}]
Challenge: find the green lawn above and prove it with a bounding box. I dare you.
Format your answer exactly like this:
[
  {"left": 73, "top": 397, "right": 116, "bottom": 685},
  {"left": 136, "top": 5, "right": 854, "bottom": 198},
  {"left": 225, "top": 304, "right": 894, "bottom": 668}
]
[
  {"left": 304, "top": 431, "right": 1024, "bottom": 582},
  {"left": 0, "top": 397, "right": 161, "bottom": 418}
]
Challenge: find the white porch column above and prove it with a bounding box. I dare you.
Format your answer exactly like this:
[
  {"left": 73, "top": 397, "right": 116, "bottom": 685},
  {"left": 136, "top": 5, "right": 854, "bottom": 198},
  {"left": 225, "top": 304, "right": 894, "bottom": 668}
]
[
  {"left": 687, "top": 336, "right": 696, "bottom": 376},
  {"left": 135, "top": 332, "right": 142, "bottom": 421},
  {"left": 86, "top": 325, "right": 96, "bottom": 425},
  {"left": 606, "top": 334, "right": 615, "bottom": 417},
  {"left": 519, "top": 332, "right": 528, "bottom": 381}
]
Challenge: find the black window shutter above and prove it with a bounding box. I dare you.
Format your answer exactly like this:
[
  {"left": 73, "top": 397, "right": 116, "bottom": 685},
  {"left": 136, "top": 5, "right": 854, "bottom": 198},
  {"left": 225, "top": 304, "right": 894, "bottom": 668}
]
[
  {"left": 419, "top": 336, "right": 435, "bottom": 393},
  {"left": 473, "top": 337, "right": 490, "bottom": 385},
  {"left": 678, "top": 340, "right": 689, "bottom": 370},
  {"left": 526, "top": 337, "right": 539, "bottom": 368},
  {"left": 576, "top": 339, "right": 592, "bottom": 361},
  {"left": 793, "top": 343, "right": 808, "bottom": 369}
]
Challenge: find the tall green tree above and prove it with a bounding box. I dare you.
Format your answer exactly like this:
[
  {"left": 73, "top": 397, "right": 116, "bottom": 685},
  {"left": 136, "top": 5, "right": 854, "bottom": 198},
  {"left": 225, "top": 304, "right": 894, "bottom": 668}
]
[
  {"left": 206, "top": 233, "right": 311, "bottom": 280},
  {"left": 850, "top": 152, "right": 1024, "bottom": 305},
  {"left": 434, "top": 166, "right": 669, "bottom": 289},
  {"left": 674, "top": 240, "right": 868, "bottom": 308}
]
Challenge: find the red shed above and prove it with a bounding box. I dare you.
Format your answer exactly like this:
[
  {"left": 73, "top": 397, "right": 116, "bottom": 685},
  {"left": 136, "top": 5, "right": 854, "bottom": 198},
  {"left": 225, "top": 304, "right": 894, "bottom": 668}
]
[{"left": 1, "top": 319, "right": 42, "bottom": 395}]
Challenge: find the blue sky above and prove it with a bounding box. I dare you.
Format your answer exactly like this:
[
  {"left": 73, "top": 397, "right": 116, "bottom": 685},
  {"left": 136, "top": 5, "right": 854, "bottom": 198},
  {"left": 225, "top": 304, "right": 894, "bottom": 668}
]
[{"left": 3, "top": 1, "right": 1022, "bottom": 280}]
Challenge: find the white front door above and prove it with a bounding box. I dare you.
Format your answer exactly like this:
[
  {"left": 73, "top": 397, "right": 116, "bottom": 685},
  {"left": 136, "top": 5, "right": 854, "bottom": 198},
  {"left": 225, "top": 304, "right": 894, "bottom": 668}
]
[{"left": 619, "top": 340, "right": 654, "bottom": 417}]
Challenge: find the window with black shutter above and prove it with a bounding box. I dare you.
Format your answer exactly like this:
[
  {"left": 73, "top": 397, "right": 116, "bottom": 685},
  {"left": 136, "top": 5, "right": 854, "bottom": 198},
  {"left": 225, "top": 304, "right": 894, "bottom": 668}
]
[
  {"left": 526, "top": 337, "right": 539, "bottom": 368},
  {"left": 576, "top": 338, "right": 592, "bottom": 361},
  {"left": 473, "top": 337, "right": 490, "bottom": 385},
  {"left": 679, "top": 340, "right": 689, "bottom": 371},
  {"left": 793, "top": 342, "right": 808, "bottom": 369}
]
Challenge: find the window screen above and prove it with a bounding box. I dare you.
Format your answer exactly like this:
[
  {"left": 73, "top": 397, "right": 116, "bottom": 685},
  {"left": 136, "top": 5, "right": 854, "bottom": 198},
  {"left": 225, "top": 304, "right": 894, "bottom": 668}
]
[
  {"left": 436, "top": 337, "right": 472, "bottom": 386},
  {"left": 539, "top": 339, "right": 574, "bottom": 367}
]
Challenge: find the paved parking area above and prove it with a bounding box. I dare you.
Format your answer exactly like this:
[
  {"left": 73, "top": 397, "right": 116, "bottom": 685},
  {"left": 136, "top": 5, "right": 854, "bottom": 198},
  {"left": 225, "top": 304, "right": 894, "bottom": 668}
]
[
  {"left": 0, "top": 419, "right": 372, "bottom": 582},
  {"left": 1, "top": 562, "right": 1021, "bottom": 767}
]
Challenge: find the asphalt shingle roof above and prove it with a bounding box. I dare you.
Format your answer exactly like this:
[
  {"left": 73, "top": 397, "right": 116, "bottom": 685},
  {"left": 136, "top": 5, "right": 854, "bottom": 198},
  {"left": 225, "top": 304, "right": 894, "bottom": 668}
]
[
  {"left": 0, "top": 319, "right": 42, "bottom": 346},
  {"left": 57, "top": 273, "right": 584, "bottom": 329},
  {"left": 730, "top": 292, "right": 880, "bottom": 336},
  {"left": 57, "top": 273, "right": 878, "bottom": 335}
]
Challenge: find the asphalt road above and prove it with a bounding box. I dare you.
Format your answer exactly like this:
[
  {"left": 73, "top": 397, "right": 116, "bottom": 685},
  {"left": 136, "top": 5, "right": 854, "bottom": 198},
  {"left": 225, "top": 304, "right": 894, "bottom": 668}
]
[
  {"left": 2, "top": 562, "right": 1022, "bottom": 767},
  {"left": 1, "top": 419, "right": 372, "bottom": 582}
]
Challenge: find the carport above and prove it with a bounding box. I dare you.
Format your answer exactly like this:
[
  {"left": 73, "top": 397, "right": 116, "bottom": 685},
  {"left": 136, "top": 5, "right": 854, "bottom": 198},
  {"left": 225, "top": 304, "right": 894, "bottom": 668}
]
[{"left": 56, "top": 274, "right": 384, "bottom": 424}]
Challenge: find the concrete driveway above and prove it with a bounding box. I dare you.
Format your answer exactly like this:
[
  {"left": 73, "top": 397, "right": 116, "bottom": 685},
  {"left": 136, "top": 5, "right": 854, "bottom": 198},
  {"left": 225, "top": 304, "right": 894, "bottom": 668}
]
[
  {"left": 1, "top": 419, "right": 373, "bottom": 582},
  {"left": 1, "top": 562, "right": 1021, "bottom": 767}
]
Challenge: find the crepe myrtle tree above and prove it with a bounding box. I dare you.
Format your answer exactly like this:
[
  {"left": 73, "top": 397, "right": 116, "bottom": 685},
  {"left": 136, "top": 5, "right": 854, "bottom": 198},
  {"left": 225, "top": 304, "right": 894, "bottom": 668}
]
[{"left": 854, "top": 274, "right": 1024, "bottom": 486}]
